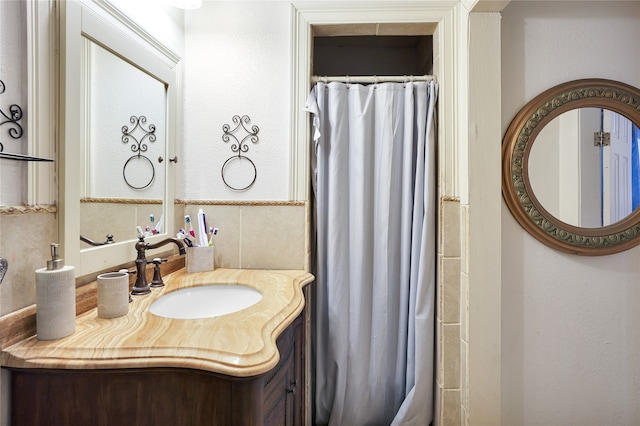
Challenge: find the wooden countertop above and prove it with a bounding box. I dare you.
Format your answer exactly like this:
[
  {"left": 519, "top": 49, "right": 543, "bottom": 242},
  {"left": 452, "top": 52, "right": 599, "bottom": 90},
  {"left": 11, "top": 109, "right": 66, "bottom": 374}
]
[{"left": 1, "top": 268, "right": 314, "bottom": 377}]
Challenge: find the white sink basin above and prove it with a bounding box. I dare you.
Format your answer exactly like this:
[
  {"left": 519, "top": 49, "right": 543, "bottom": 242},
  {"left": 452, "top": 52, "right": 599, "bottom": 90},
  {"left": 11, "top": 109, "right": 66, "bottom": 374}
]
[{"left": 149, "top": 284, "right": 263, "bottom": 320}]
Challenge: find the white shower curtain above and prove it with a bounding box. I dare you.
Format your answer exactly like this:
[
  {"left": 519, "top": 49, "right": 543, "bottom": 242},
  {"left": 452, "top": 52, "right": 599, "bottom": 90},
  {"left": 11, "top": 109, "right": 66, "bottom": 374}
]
[{"left": 305, "top": 80, "right": 438, "bottom": 426}]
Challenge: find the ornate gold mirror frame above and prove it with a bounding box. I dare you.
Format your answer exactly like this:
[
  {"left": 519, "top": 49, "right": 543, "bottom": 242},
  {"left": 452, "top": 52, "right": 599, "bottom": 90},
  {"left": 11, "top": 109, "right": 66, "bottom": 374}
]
[{"left": 502, "top": 78, "right": 640, "bottom": 255}]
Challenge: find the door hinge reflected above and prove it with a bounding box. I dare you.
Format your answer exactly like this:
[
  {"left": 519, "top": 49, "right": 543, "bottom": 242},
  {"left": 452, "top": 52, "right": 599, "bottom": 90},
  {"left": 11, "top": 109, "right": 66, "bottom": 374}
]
[{"left": 594, "top": 131, "right": 611, "bottom": 147}]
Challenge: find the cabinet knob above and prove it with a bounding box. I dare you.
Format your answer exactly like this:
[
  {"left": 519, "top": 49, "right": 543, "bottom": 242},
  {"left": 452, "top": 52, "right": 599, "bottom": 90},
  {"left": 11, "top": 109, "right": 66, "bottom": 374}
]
[{"left": 286, "top": 379, "right": 297, "bottom": 394}]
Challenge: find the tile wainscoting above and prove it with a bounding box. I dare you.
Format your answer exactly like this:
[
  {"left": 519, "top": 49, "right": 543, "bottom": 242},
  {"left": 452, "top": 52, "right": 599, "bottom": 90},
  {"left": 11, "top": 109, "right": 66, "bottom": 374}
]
[
  {"left": 436, "top": 197, "right": 463, "bottom": 426},
  {"left": 178, "top": 200, "right": 309, "bottom": 271}
]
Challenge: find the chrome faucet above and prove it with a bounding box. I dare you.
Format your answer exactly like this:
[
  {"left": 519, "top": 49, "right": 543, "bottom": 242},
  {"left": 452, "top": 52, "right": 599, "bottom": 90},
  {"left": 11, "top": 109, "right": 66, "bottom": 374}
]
[
  {"left": 80, "top": 234, "right": 115, "bottom": 246},
  {"left": 132, "top": 236, "right": 186, "bottom": 295}
]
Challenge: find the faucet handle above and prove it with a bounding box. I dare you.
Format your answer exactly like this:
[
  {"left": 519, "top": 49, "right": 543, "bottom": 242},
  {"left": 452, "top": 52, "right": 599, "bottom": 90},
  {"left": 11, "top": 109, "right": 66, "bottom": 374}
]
[
  {"left": 150, "top": 258, "right": 167, "bottom": 288},
  {"left": 118, "top": 269, "right": 135, "bottom": 302}
]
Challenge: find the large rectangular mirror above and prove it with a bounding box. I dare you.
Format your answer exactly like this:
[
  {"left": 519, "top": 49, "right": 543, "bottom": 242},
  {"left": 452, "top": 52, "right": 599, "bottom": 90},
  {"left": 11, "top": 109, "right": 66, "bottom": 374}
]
[{"left": 61, "top": 0, "right": 179, "bottom": 276}]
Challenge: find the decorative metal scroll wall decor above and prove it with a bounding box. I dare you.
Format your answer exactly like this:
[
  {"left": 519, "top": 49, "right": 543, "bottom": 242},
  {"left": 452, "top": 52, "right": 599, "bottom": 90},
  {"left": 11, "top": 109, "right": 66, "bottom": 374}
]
[
  {"left": 221, "top": 115, "right": 260, "bottom": 191},
  {"left": 0, "top": 78, "right": 52, "bottom": 162},
  {"left": 121, "top": 115, "right": 157, "bottom": 189},
  {"left": 502, "top": 78, "right": 640, "bottom": 256}
]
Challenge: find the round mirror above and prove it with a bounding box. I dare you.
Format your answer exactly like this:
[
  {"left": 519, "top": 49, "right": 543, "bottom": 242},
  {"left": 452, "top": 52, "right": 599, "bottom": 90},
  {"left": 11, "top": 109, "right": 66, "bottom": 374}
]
[{"left": 502, "top": 79, "right": 640, "bottom": 255}]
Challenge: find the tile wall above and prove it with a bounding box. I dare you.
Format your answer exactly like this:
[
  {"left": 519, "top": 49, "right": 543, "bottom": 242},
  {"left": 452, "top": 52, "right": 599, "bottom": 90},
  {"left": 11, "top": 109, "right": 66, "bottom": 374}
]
[
  {"left": 181, "top": 202, "right": 308, "bottom": 271},
  {"left": 460, "top": 204, "right": 469, "bottom": 426},
  {"left": 435, "top": 197, "right": 462, "bottom": 426},
  {"left": 0, "top": 210, "right": 57, "bottom": 316},
  {"left": 0, "top": 201, "right": 308, "bottom": 317},
  {"left": 80, "top": 201, "right": 162, "bottom": 248}
]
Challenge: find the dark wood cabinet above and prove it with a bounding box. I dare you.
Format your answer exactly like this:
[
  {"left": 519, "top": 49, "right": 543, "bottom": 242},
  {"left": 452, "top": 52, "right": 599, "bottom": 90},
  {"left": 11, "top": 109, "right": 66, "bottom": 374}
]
[{"left": 9, "top": 314, "right": 305, "bottom": 426}]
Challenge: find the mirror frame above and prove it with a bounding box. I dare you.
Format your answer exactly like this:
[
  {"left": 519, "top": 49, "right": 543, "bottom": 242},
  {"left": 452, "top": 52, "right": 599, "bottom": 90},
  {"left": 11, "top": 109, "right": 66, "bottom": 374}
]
[
  {"left": 502, "top": 78, "right": 640, "bottom": 256},
  {"left": 60, "top": 1, "right": 180, "bottom": 276}
]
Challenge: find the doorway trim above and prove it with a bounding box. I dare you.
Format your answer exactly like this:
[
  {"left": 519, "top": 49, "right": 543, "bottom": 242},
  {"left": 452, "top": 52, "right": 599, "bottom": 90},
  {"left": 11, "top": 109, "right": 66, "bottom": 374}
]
[
  {"left": 289, "top": 1, "right": 459, "bottom": 203},
  {"left": 288, "top": 2, "right": 481, "bottom": 425}
]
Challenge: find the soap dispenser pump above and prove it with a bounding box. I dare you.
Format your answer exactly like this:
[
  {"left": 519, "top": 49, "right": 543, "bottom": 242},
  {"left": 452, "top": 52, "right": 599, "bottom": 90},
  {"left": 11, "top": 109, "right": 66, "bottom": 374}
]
[
  {"left": 46, "top": 243, "right": 65, "bottom": 270},
  {"left": 35, "top": 243, "right": 76, "bottom": 340}
]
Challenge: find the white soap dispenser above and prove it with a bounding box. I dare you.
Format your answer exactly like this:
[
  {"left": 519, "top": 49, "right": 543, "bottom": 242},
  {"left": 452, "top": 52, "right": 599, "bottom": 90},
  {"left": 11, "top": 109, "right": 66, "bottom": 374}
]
[{"left": 35, "top": 243, "right": 76, "bottom": 340}]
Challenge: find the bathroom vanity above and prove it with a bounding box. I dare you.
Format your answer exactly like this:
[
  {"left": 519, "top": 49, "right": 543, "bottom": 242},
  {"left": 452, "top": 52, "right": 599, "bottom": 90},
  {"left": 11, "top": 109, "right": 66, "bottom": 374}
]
[{"left": 1, "top": 268, "right": 313, "bottom": 426}]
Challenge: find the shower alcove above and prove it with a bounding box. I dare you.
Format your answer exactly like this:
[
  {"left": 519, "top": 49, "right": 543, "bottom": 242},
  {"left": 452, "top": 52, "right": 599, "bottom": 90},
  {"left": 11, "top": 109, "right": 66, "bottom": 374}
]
[
  {"left": 308, "top": 22, "right": 438, "bottom": 424},
  {"left": 312, "top": 24, "right": 433, "bottom": 79},
  {"left": 292, "top": 4, "right": 503, "bottom": 425}
]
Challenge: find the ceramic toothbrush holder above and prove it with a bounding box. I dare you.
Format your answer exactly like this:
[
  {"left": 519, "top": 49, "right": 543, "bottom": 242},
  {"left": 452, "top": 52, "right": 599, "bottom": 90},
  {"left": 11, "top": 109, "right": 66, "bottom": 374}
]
[{"left": 186, "top": 246, "right": 214, "bottom": 273}]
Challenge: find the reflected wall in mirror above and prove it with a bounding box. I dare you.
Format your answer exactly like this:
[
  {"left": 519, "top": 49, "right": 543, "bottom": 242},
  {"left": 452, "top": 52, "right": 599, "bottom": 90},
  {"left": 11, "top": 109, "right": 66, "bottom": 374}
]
[
  {"left": 80, "top": 40, "right": 167, "bottom": 247},
  {"left": 61, "top": 1, "right": 179, "bottom": 275},
  {"left": 502, "top": 79, "right": 640, "bottom": 255}
]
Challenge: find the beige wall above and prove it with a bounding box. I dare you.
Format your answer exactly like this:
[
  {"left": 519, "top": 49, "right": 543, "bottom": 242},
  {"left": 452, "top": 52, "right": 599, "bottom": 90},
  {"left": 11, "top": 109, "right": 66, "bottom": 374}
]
[
  {"left": 501, "top": 2, "right": 640, "bottom": 424},
  {"left": 0, "top": 211, "right": 57, "bottom": 316}
]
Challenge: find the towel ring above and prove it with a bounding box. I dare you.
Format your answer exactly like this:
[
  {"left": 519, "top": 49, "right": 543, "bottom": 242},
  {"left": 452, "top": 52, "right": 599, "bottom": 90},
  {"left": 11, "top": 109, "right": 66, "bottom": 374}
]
[
  {"left": 221, "top": 155, "right": 257, "bottom": 191},
  {"left": 221, "top": 114, "right": 260, "bottom": 191},
  {"left": 121, "top": 115, "right": 157, "bottom": 190},
  {"left": 123, "top": 154, "right": 155, "bottom": 190}
]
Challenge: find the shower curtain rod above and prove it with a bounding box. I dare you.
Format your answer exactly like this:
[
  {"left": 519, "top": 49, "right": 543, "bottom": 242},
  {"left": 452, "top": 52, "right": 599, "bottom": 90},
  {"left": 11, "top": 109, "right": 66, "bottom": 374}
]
[{"left": 311, "top": 75, "right": 435, "bottom": 84}]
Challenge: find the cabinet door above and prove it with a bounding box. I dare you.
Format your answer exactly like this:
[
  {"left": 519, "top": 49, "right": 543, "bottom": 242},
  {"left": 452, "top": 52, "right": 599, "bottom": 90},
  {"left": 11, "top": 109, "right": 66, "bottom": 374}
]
[
  {"left": 291, "top": 314, "right": 304, "bottom": 424},
  {"left": 263, "top": 358, "right": 295, "bottom": 425},
  {"left": 263, "top": 315, "right": 302, "bottom": 426}
]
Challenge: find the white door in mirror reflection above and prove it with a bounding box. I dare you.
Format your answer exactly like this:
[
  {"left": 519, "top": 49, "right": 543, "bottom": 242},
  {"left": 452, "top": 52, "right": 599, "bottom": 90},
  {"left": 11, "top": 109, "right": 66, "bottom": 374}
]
[
  {"left": 529, "top": 108, "right": 639, "bottom": 228},
  {"left": 602, "top": 109, "right": 633, "bottom": 225}
]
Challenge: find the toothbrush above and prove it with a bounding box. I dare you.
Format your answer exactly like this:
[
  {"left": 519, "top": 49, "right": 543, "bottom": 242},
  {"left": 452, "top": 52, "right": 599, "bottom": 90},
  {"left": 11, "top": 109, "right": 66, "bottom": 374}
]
[
  {"left": 208, "top": 227, "right": 219, "bottom": 246},
  {"left": 154, "top": 214, "right": 164, "bottom": 234},
  {"left": 150, "top": 214, "right": 157, "bottom": 234},
  {"left": 202, "top": 213, "right": 208, "bottom": 240},
  {"left": 197, "top": 209, "right": 208, "bottom": 247},
  {"left": 185, "top": 215, "right": 196, "bottom": 238},
  {"left": 176, "top": 232, "right": 193, "bottom": 247}
]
